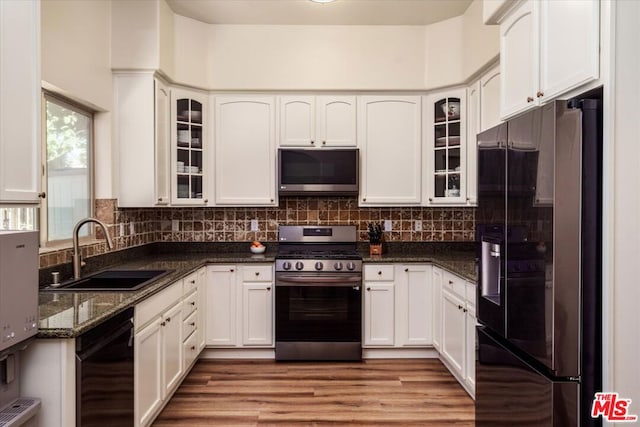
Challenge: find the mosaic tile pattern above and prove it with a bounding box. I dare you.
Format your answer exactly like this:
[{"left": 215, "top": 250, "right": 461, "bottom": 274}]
[{"left": 39, "top": 197, "right": 476, "bottom": 268}]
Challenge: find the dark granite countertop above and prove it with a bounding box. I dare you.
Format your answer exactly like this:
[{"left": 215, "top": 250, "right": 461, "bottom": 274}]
[{"left": 37, "top": 243, "right": 476, "bottom": 339}]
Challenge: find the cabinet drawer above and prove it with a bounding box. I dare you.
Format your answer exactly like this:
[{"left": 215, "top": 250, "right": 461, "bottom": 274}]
[
  {"left": 242, "top": 265, "right": 273, "bottom": 282},
  {"left": 183, "top": 310, "right": 197, "bottom": 341},
  {"left": 183, "top": 290, "right": 198, "bottom": 317},
  {"left": 443, "top": 271, "right": 466, "bottom": 298},
  {"left": 183, "top": 330, "right": 199, "bottom": 370},
  {"left": 136, "top": 280, "right": 183, "bottom": 330},
  {"left": 364, "top": 264, "right": 394, "bottom": 281},
  {"left": 183, "top": 271, "right": 198, "bottom": 295}
]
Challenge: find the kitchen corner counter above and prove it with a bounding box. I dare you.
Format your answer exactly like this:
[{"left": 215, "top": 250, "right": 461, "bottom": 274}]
[
  {"left": 361, "top": 251, "right": 477, "bottom": 282},
  {"left": 37, "top": 252, "right": 275, "bottom": 338}
]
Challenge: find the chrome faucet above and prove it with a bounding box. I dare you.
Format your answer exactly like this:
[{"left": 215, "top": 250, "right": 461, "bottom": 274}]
[{"left": 72, "top": 218, "right": 113, "bottom": 279}]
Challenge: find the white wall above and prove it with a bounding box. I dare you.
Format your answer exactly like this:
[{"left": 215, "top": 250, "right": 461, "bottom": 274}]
[
  {"left": 41, "top": 0, "right": 112, "bottom": 110},
  {"left": 159, "top": 0, "right": 175, "bottom": 77},
  {"left": 172, "top": 14, "right": 211, "bottom": 89},
  {"left": 110, "top": 0, "right": 159, "bottom": 70},
  {"left": 201, "top": 24, "right": 428, "bottom": 90},
  {"left": 611, "top": 0, "right": 640, "bottom": 410},
  {"left": 462, "top": 0, "right": 500, "bottom": 79},
  {"left": 166, "top": 0, "right": 497, "bottom": 91},
  {"left": 41, "top": 0, "right": 114, "bottom": 199},
  {"left": 424, "top": 16, "right": 464, "bottom": 89}
]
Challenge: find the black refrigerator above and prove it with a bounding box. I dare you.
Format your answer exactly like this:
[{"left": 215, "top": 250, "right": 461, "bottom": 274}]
[{"left": 475, "top": 93, "right": 602, "bottom": 426}]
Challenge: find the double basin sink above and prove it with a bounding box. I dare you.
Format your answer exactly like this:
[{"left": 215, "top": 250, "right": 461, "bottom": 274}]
[{"left": 44, "top": 269, "right": 174, "bottom": 292}]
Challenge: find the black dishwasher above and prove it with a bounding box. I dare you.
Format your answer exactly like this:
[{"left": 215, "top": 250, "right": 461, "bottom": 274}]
[{"left": 76, "top": 307, "right": 134, "bottom": 427}]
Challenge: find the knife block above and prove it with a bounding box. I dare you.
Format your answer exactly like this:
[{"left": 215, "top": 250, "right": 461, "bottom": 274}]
[{"left": 369, "top": 244, "right": 382, "bottom": 256}]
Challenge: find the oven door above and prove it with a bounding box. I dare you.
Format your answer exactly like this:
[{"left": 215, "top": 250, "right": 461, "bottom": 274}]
[{"left": 275, "top": 272, "right": 362, "bottom": 343}]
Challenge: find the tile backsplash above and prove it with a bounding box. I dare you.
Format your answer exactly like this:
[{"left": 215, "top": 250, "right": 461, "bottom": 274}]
[{"left": 39, "top": 197, "right": 475, "bottom": 268}]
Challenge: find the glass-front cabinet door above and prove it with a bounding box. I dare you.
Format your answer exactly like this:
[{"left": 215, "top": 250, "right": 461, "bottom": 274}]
[
  {"left": 424, "top": 90, "right": 467, "bottom": 205},
  {"left": 171, "top": 89, "right": 208, "bottom": 205}
]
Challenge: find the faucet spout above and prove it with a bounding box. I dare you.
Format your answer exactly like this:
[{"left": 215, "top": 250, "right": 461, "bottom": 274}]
[{"left": 72, "top": 218, "right": 113, "bottom": 279}]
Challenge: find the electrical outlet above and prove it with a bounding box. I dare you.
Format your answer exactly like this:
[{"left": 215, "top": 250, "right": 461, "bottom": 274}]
[
  {"left": 414, "top": 220, "right": 422, "bottom": 231},
  {"left": 172, "top": 220, "right": 179, "bottom": 232},
  {"left": 119, "top": 223, "right": 124, "bottom": 237},
  {"left": 130, "top": 222, "right": 135, "bottom": 235},
  {"left": 384, "top": 220, "right": 392, "bottom": 231},
  {"left": 250, "top": 219, "right": 259, "bottom": 231}
]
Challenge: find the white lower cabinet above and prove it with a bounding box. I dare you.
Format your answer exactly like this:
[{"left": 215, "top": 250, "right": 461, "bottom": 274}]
[
  {"left": 396, "top": 264, "right": 433, "bottom": 346},
  {"left": 363, "top": 264, "right": 433, "bottom": 348},
  {"left": 206, "top": 264, "right": 274, "bottom": 348},
  {"left": 438, "top": 270, "right": 477, "bottom": 398},
  {"left": 205, "top": 265, "right": 237, "bottom": 345},
  {"left": 441, "top": 288, "right": 466, "bottom": 375},
  {"left": 135, "top": 281, "right": 184, "bottom": 427},
  {"left": 134, "top": 267, "right": 207, "bottom": 427},
  {"left": 432, "top": 266, "right": 444, "bottom": 351}
]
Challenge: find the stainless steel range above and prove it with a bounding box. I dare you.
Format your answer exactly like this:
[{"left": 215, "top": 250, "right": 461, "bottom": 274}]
[{"left": 275, "top": 225, "right": 362, "bottom": 361}]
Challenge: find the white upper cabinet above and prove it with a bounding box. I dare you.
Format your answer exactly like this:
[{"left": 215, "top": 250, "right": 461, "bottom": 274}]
[
  {"left": 114, "top": 73, "right": 170, "bottom": 207},
  {"left": 479, "top": 66, "right": 502, "bottom": 132},
  {"left": 467, "top": 82, "right": 480, "bottom": 207},
  {"left": 358, "top": 96, "right": 422, "bottom": 206},
  {"left": 279, "top": 95, "right": 356, "bottom": 148},
  {"left": 423, "top": 89, "right": 468, "bottom": 206},
  {"left": 171, "top": 88, "right": 208, "bottom": 205},
  {"left": 500, "top": 0, "right": 599, "bottom": 119},
  {"left": 316, "top": 96, "right": 357, "bottom": 147},
  {"left": 538, "top": 0, "right": 599, "bottom": 101},
  {"left": 0, "top": 0, "right": 41, "bottom": 203},
  {"left": 214, "top": 96, "right": 277, "bottom": 206},
  {"left": 500, "top": 0, "right": 538, "bottom": 119}
]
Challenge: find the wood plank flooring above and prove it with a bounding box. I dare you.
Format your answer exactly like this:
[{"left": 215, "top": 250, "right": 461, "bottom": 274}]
[{"left": 152, "top": 359, "right": 475, "bottom": 426}]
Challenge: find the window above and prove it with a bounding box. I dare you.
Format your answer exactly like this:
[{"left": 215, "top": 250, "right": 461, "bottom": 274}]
[{"left": 41, "top": 94, "right": 93, "bottom": 243}]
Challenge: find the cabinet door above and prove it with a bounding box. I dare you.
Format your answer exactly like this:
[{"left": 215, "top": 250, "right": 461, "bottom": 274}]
[
  {"left": 196, "top": 267, "right": 207, "bottom": 352},
  {"left": 467, "top": 82, "right": 480, "bottom": 207},
  {"left": 432, "top": 267, "right": 444, "bottom": 352},
  {"left": 396, "top": 265, "right": 433, "bottom": 346},
  {"left": 363, "top": 282, "right": 395, "bottom": 346},
  {"left": 162, "top": 301, "right": 184, "bottom": 397},
  {"left": 358, "top": 96, "right": 422, "bottom": 206},
  {"left": 479, "top": 66, "right": 501, "bottom": 132},
  {"left": 171, "top": 89, "right": 208, "bottom": 205},
  {"left": 205, "top": 265, "right": 237, "bottom": 346},
  {"left": 242, "top": 282, "right": 273, "bottom": 346},
  {"left": 316, "top": 96, "right": 357, "bottom": 147},
  {"left": 279, "top": 96, "right": 315, "bottom": 147},
  {"left": 441, "top": 289, "right": 466, "bottom": 378},
  {"left": 0, "top": 0, "right": 41, "bottom": 203},
  {"left": 214, "top": 96, "right": 276, "bottom": 205},
  {"left": 500, "top": 0, "right": 538, "bottom": 119},
  {"left": 135, "top": 318, "right": 163, "bottom": 427},
  {"left": 424, "top": 90, "right": 467, "bottom": 205},
  {"left": 539, "top": 0, "right": 599, "bottom": 101},
  {"left": 465, "top": 305, "right": 477, "bottom": 394},
  {"left": 154, "top": 79, "right": 170, "bottom": 205}
]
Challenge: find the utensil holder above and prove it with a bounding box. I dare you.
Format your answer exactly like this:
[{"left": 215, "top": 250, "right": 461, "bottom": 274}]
[{"left": 369, "top": 244, "right": 382, "bottom": 256}]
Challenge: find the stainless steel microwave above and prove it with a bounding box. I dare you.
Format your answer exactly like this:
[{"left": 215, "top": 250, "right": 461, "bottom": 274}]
[{"left": 278, "top": 148, "right": 359, "bottom": 196}]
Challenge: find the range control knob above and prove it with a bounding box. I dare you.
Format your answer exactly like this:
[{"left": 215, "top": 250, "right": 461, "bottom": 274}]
[
  {"left": 295, "top": 261, "right": 304, "bottom": 271},
  {"left": 334, "top": 262, "right": 343, "bottom": 271},
  {"left": 315, "top": 262, "right": 324, "bottom": 271},
  {"left": 346, "top": 262, "right": 356, "bottom": 271},
  {"left": 282, "top": 261, "right": 292, "bottom": 270}
]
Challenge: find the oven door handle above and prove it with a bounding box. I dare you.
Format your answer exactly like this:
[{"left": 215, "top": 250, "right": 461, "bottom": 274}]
[{"left": 275, "top": 275, "right": 362, "bottom": 286}]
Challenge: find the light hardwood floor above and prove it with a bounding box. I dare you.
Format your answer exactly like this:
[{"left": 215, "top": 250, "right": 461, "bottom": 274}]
[{"left": 152, "top": 359, "right": 475, "bottom": 426}]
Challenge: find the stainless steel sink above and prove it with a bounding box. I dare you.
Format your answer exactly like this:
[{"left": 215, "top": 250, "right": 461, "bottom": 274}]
[{"left": 44, "top": 269, "right": 174, "bottom": 292}]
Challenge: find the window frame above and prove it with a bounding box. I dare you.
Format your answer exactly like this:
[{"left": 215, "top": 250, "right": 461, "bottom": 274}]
[{"left": 40, "top": 92, "right": 95, "bottom": 247}]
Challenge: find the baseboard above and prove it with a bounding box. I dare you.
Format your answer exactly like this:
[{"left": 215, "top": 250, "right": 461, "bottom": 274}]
[
  {"left": 200, "top": 347, "right": 275, "bottom": 359},
  {"left": 362, "top": 348, "right": 439, "bottom": 359}
]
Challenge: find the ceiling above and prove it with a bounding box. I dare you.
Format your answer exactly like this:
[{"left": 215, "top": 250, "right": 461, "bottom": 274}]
[{"left": 165, "top": 0, "right": 474, "bottom": 26}]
